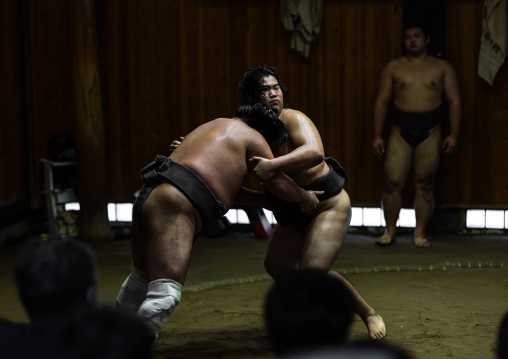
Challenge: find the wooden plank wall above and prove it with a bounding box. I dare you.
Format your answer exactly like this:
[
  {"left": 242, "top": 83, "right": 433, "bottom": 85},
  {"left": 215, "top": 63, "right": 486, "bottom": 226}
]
[
  {"left": 0, "top": 0, "right": 29, "bottom": 208},
  {"left": 443, "top": 0, "right": 508, "bottom": 207},
  {"left": 1, "top": 0, "right": 507, "bottom": 215}
]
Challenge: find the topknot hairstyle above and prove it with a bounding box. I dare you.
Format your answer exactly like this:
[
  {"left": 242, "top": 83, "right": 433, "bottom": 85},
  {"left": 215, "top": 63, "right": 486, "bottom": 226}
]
[{"left": 233, "top": 103, "right": 288, "bottom": 144}]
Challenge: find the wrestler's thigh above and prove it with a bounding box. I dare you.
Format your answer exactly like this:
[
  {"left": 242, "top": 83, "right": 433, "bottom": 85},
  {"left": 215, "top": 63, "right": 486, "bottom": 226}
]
[
  {"left": 413, "top": 125, "right": 442, "bottom": 183},
  {"left": 130, "top": 197, "right": 146, "bottom": 271},
  {"left": 384, "top": 126, "right": 413, "bottom": 186},
  {"left": 138, "top": 183, "right": 200, "bottom": 283},
  {"left": 300, "top": 190, "right": 352, "bottom": 270},
  {"left": 265, "top": 224, "right": 305, "bottom": 279}
]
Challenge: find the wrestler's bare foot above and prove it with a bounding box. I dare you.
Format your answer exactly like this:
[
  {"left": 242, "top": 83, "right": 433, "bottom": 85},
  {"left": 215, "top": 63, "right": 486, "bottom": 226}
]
[
  {"left": 414, "top": 236, "right": 431, "bottom": 248},
  {"left": 364, "top": 313, "right": 386, "bottom": 340},
  {"left": 376, "top": 234, "right": 395, "bottom": 246}
]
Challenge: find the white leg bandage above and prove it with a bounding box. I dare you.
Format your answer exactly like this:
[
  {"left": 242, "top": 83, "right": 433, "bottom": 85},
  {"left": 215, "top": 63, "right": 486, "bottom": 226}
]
[
  {"left": 116, "top": 263, "right": 148, "bottom": 313},
  {"left": 137, "top": 278, "right": 182, "bottom": 339}
]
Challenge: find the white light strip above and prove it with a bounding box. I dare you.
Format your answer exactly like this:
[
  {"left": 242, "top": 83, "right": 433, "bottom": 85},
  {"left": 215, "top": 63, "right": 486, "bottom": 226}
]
[
  {"left": 350, "top": 207, "right": 363, "bottom": 226},
  {"left": 62, "top": 203, "right": 508, "bottom": 230},
  {"left": 64, "top": 202, "right": 80, "bottom": 211},
  {"left": 485, "top": 210, "right": 504, "bottom": 229},
  {"left": 236, "top": 210, "right": 250, "bottom": 224},
  {"left": 263, "top": 209, "right": 277, "bottom": 225},
  {"left": 107, "top": 203, "right": 116, "bottom": 221},
  {"left": 398, "top": 208, "right": 416, "bottom": 228},
  {"left": 362, "top": 207, "right": 382, "bottom": 227},
  {"left": 116, "top": 203, "right": 133, "bottom": 222},
  {"left": 466, "top": 209, "right": 486, "bottom": 228},
  {"left": 224, "top": 210, "right": 238, "bottom": 224}
]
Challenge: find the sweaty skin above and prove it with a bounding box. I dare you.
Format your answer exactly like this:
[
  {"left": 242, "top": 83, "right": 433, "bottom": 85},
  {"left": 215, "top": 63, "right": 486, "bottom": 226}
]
[
  {"left": 132, "top": 117, "right": 320, "bottom": 286},
  {"left": 251, "top": 75, "right": 386, "bottom": 340},
  {"left": 372, "top": 26, "right": 461, "bottom": 247},
  {"left": 119, "top": 111, "right": 324, "bottom": 340}
]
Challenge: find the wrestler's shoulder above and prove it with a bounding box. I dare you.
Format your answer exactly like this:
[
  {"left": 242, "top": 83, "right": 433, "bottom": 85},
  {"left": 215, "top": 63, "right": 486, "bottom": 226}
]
[
  {"left": 386, "top": 57, "right": 405, "bottom": 67},
  {"left": 284, "top": 108, "right": 311, "bottom": 121},
  {"left": 380, "top": 58, "right": 404, "bottom": 75},
  {"left": 213, "top": 117, "right": 242, "bottom": 124},
  {"left": 214, "top": 117, "right": 258, "bottom": 131}
]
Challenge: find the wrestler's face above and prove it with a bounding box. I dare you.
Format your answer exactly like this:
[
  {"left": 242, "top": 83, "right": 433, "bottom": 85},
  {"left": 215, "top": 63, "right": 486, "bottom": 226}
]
[
  {"left": 259, "top": 76, "right": 284, "bottom": 116},
  {"left": 403, "top": 27, "right": 429, "bottom": 55}
]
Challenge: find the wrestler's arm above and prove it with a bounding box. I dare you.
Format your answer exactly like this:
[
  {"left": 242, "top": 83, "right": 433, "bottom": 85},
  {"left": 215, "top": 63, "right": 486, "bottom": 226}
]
[
  {"left": 169, "top": 136, "right": 185, "bottom": 154},
  {"left": 233, "top": 176, "right": 321, "bottom": 212},
  {"left": 442, "top": 61, "right": 462, "bottom": 155},
  {"left": 233, "top": 187, "right": 267, "bottom": 208},
  {"left": 263, "top": 172, "right": 321, "bottom": 212},
  {"left": 250, "top": 111, "right": 324, "bottom": 181},
  {"left": 372, "top": 62, "right": 394, "bottom": 159},
  {"left": 247, "top": 136, "right": 321, "bottom": 211}
]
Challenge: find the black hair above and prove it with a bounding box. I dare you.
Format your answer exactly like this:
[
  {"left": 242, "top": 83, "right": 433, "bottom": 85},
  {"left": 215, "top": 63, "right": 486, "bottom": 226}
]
[
  {"left": 238, "top": 64, "right": 289, "bottom": 108},
  {"left": 264, "top": 268, "right": 356, "bottom": 356},
  {"left": 233, "top": 103, "right": 288, "bottom": 144},
  {"left": 403, "top": 22, "right": 429, "bottom": 38},
  {"left": 58, "top": 306, "right": 154, "bottom": 359},
  {"left": 14, "top": 238, "right": 98, "bottom": 320}
]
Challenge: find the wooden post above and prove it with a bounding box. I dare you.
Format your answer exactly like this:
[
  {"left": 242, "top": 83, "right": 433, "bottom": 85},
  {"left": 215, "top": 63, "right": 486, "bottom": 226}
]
[{"left": 68, "top": 0, "right": 110, "bottom": 241}]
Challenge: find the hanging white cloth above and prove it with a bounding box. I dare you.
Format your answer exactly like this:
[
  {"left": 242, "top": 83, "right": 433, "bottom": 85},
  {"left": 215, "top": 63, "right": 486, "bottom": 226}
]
[
  {"left": 281, "top": 0, "right": 323, "bottom": 58},
  {"left": 478, "top": 0, "right": 507, "bottom": 85}
]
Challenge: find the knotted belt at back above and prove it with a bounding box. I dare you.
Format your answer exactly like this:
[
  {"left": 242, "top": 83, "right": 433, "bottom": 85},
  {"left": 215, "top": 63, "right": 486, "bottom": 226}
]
[{"left": 135, "top": 155, "right": 226, "bottom": 235}]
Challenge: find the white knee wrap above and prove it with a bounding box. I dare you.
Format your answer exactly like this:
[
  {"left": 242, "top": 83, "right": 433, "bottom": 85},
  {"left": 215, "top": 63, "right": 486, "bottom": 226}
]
[
  {"left": 138, "top": 278, "right": 182, "bottom": 338},
  {"left": 116, "top": 263, "right": 148, "bottom": 313}
]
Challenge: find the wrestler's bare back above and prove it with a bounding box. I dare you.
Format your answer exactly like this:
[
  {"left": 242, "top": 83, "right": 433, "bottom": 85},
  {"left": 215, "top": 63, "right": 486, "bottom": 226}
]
[
  {"left": 131, "top": 118, "right": 279, "bottom": 281},
  {"left": 390, "top": 56, "right": 449, "bottom": 112},
  {"left": 168, "top": 118, "right": 274, "bottom": 209}
]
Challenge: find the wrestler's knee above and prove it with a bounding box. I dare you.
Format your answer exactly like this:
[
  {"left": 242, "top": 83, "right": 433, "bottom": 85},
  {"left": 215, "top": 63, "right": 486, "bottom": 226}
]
[
  {"left": 415, "top": 185, "right": 434, "bottom": 205},
  {"left": 382, "top": 171, "right": 406, "bottom": 193},
  {"left": 414, "top": 176, "right": 435, "bottom": 195},
  {"left": 418, "top": 189, "right": 434, "bottom": 203}
]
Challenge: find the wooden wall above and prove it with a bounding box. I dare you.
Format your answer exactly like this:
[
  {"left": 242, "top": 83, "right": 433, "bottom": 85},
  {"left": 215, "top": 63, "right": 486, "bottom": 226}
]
[
  {"left": 1, "top": 0, "right": 507, "bottom": 220},
  {"left": 97, "top": 0, "right": 408, "bottom": 203},
  {"left": 0, "top": 0, "right": 30, "bottom": 210},
  {"left": 443, "top": 0, "right": 508, "bottom": 207}
]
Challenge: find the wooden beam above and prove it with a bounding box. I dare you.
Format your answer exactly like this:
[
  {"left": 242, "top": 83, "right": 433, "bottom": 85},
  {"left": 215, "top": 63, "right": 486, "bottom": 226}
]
[{"left": 68, "top": 0, "right": 110, "bottom": 241}]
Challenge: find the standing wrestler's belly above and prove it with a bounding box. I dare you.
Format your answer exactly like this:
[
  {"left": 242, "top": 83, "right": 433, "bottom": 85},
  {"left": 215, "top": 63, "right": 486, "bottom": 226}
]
[{"left": 393, "top": 85, "right": 443, "bottom": 112}]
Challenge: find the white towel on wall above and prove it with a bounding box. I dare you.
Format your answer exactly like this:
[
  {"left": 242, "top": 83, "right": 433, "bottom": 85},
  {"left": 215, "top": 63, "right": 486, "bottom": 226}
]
[
  {"left": 478, "top": 0, "right": 507, "bottom": 86},
  {"left": 281, "top": 0, "right": 323, "bottom": 58}
]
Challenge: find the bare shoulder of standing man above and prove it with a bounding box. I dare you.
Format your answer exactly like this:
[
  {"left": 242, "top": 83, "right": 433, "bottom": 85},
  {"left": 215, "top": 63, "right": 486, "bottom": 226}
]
[
  {"left": 372, "top": 22, "right": 461, "bottom": 248},
  {"left": 239, "top": 64, "right": 386, "bottom": 340}
]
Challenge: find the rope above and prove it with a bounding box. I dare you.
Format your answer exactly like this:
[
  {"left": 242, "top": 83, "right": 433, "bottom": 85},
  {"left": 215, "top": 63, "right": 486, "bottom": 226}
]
[
  {"left": 184, "top": 273, "right": 271, "bottom": 293},
  {"left": 183, "top": 260, "right": 505, "bottom": 293}
]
